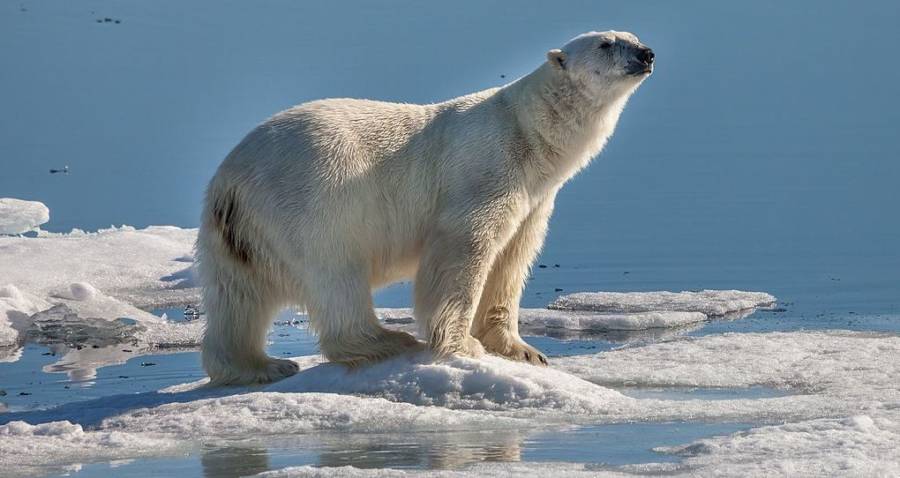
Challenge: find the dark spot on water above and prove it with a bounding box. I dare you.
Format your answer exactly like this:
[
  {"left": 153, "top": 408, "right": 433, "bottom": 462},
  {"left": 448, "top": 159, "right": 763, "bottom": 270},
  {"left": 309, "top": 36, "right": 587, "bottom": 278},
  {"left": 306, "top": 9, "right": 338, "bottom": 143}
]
[
  {"left": 555, "top": 288, "right": 564, "bottom": 292},
  {"left": 0, "top": 390, "right": 6, "bottom": 396},
  {"left": 623, "top": 271, "right": 630, "bottom": 275},
  {"left": 538, "top": 264, "right": 547, "bottom": 268},
  {"left": 119, "top": 375, "right": 129, "bottom": 379},
  {"left": 19, "top": 392, "right": 31, "bottom": 396},
  {"left": 42, "top": 352, "right": 53, "bottom": 356},
  {"left": 140, "top": 361, "right": 157, "bottom": 367},
  {"left": 554, "top": 264, "right": 560, "bottom": 268}
]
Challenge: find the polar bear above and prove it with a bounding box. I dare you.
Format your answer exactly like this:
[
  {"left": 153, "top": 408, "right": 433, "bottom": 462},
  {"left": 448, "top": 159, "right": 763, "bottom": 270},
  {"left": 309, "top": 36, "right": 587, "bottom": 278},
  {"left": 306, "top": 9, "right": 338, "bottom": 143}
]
[{"left": 198, "top": 31, "right": 654, "bottom": 385}]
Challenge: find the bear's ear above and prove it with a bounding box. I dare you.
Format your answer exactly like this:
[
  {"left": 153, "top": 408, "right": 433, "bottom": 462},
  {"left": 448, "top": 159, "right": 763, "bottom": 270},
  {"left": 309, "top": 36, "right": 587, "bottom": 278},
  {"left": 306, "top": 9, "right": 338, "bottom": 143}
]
[{"left": 547, "top": 49, "right": 567, "bottom": 70}]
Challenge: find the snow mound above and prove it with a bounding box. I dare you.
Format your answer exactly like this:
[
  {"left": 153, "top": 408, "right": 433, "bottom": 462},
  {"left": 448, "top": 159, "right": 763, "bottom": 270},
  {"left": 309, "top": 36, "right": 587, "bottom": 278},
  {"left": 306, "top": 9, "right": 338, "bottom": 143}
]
[
  {"left": 549, "top": 290, "right": 776, "bottom": 317},
  {"left": 0, "top": 198, "right": 49, "bottom": 235},
  {"left": 265, "top": 352, "right": 625, "bottom": 415}
]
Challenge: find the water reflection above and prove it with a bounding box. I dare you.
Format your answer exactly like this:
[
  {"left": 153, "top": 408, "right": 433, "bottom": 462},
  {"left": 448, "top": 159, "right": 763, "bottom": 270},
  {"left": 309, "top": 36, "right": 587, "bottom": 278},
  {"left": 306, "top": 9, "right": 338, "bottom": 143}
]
[
  {"left": 201, "top": 446, "right": 270, "bottom": 478},
  {"left": 315, "top": 429, "right": 524, "bottom": 470}
]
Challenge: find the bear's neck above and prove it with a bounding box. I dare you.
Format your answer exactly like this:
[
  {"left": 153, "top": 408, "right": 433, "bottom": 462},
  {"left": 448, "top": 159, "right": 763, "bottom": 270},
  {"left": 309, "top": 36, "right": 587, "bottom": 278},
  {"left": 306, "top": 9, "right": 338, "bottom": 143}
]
[{"left": 502, "top": 64, "right": 633, "bottom": 189}]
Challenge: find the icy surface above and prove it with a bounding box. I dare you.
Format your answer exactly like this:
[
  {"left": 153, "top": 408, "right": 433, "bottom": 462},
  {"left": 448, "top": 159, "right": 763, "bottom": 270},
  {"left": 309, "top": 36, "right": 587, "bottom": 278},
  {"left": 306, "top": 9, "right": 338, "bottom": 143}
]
[
  {"left": 0, "top": 198, "right": 49, "bottom": 235},
  {"left": 549, "top": 290, "right": 776, "bottom": 316},
  {"left": 2, "top": 331, "right": 898, "bottom": 476},
  {"left": 0, "top": 226, "right": 201, "bottom": 351}
]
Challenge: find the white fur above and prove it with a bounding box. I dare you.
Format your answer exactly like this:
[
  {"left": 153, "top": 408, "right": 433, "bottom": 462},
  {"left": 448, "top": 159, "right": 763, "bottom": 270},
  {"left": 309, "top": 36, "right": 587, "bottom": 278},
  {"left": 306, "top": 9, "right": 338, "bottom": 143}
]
[{"left": 198, "top": 31, "right": 652, "bottom": 385}]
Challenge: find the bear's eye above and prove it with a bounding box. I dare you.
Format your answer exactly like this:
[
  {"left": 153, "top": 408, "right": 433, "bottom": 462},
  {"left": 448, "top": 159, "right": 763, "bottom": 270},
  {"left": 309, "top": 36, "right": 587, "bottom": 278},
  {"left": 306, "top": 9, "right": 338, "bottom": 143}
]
[{"left": 599, "top": 42, "right": 612, "bottom": 50}]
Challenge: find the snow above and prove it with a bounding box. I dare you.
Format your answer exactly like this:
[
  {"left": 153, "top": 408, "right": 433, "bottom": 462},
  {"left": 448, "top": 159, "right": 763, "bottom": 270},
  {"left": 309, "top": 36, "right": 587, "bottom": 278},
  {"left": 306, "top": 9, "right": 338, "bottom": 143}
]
[
  {"left": 549, "top": 290, "right": 776, "bottom": 316},
  {"left": 0, "top": 198, "right": 49, "bottom": 235},
  {"left": 0, "top": 420, "right": 187, "bottom": 478}
]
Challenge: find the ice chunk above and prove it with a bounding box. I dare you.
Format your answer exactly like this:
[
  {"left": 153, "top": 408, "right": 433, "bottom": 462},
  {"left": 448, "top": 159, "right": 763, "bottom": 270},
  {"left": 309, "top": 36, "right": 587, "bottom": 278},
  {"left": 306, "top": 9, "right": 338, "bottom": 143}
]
[
  {"left": 26, "top": 304, "right": 144, "bottom": 348},
  {"left": 548, "top": 290, "right": 776, "bottom": 317},
  {"left": 0, "top": 198, "right": 49, "bottom": 235},
  {"left": 518, "top": 308, "right": 707, "bottom": 332},
  {"left": 0, "top": 284, "right": 50, "bottom": 348}
]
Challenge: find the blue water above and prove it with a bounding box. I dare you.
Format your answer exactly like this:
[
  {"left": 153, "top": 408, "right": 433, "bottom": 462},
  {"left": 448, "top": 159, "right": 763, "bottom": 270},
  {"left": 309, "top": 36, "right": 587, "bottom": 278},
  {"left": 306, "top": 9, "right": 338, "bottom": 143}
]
[{"left": 1, "top": 0, "right": 899, "bottom": 476}]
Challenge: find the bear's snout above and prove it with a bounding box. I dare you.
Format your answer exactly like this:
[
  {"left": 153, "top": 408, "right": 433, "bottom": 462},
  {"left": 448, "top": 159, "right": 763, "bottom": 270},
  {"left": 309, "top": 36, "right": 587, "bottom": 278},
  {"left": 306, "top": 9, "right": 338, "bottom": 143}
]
[{"left": 637, "top": 47, "right": 654, "bottom": 66}]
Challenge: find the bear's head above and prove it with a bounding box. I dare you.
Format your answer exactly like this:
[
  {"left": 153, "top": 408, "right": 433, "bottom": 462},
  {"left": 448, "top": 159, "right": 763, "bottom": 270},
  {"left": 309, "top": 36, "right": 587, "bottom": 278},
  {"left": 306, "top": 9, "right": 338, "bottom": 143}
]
[{"left": 546, "top": 31, "right": 654, "bottom": 101}]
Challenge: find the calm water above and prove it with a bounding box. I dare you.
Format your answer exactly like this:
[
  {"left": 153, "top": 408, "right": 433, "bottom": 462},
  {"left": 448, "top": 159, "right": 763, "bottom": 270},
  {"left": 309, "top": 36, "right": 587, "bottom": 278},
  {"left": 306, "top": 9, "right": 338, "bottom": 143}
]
[{"left": 1, "top": 0, "right": 899, "bottom": 476}]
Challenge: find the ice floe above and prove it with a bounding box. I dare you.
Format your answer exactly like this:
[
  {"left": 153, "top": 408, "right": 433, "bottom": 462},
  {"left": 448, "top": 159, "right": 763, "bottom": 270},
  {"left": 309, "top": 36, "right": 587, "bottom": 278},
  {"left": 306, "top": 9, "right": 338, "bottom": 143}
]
[
  {"left": 518, "top": 308, "right": 707, "bottom": 332},
  {"left": 0, "top": 198, "right": 49, "bottom": 235},
  {"left": 549, "top": 289, "right": 776, "bottom": 317},
  {"left": 2, "top": 330, "right": 896, "bottom": 476}
]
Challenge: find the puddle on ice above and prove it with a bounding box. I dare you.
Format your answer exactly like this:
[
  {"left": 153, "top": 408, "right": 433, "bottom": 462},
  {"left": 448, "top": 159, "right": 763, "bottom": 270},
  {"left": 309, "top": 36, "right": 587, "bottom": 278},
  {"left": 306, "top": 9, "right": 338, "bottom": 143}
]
[{"left": 58, "top": 421, "right": 754, "bottom": 477}]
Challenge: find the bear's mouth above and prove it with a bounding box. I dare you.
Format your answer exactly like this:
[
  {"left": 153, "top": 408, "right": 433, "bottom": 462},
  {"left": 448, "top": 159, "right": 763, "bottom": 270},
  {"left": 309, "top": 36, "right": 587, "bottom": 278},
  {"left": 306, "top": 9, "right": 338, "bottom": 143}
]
[{"left": 625, "top": 62, "right": 653, "bottom": 76}]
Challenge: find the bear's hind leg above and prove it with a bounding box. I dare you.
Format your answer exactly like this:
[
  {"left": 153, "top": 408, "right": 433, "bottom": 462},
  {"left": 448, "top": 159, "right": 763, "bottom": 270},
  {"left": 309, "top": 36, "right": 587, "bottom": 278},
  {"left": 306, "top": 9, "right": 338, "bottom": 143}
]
[
  {"left": 304, "top": 263, "right": 422, "bottom": 366},
  {"left": 201, "top": 263, "right": 299, "bottom": 386}
]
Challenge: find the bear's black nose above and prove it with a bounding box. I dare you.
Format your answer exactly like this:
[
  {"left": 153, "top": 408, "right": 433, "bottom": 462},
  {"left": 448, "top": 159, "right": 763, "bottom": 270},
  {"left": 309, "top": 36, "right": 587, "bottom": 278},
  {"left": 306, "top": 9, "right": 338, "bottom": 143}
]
[{"left": 638, "top": 48, "right": 655, "bottom": 65}]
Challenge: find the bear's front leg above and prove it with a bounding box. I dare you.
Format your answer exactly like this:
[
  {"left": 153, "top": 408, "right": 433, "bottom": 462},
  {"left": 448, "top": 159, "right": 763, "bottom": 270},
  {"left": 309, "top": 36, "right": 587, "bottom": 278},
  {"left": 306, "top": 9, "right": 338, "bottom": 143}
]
[
  {"left": 472, "top": 194, "right": 555, "bottom": 366},
  {"left": 414, "top": 204, "right": 523, "bottom": 359}
]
